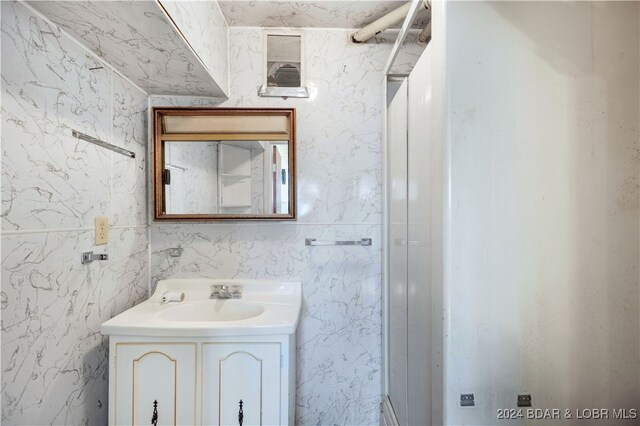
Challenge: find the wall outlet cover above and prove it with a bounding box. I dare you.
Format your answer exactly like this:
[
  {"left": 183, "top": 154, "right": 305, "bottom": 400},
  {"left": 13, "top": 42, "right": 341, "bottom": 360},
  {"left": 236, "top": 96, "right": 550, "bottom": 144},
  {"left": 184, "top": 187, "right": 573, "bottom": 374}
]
[
  {"left": 95, "top": 216, "right": 109, "bottom": 245},
  {"left": 517, "top": 394, "right": 532, "bottom": 407},
  {"left": 460, "top": 394, "right": 475, "bottom": 407}
]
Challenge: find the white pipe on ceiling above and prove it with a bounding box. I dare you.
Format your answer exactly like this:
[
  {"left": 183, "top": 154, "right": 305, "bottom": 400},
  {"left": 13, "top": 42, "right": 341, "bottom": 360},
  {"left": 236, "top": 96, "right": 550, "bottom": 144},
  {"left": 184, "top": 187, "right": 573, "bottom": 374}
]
[
  {"left": 418, "top": 20, "right": 431, "bottom": 43},
  {"left": 351, "top": 0, "right": 430, "bottom": 44},
  {"left": 351, "top": 2, "right": 411, "bottom": 43}
]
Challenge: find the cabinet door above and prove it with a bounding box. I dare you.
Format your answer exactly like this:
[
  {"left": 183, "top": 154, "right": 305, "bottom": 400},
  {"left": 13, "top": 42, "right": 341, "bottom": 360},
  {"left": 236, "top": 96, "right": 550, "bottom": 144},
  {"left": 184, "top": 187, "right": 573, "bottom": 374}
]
[
  {"left": 114, "top": 343, "right": 197, "bottom": 426},
  {"left": 202, "top": 343, "right": 281, "bottom": 426}
]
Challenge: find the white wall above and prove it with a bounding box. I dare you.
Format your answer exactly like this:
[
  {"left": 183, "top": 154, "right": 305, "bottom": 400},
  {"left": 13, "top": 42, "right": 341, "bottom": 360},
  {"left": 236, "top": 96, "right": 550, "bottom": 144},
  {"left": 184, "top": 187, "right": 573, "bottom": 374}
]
[
  {"left": 1, "top": 2, "right": 149, "bottom": 424},
  {"left": 439, "top": 2, "right": 640, "bottom": 424}
]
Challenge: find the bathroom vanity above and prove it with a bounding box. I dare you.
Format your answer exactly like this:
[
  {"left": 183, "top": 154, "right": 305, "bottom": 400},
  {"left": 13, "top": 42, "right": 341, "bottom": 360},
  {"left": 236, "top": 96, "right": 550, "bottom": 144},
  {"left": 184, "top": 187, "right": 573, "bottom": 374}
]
[{"left": 101, "top": 279, "right": 301, "bottom": 426}]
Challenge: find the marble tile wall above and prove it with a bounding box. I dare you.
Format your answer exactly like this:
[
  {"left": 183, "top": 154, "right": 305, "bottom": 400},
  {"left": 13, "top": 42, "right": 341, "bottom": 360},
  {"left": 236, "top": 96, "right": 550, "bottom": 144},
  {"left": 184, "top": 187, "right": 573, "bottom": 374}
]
[
  {"left": 151, "top": 223, "right": 381, "bottom": 425},
  {"left": 217, "top": 0, "right": 431, "bottom": 30},
  {"left": 1, "top": 2, "right": 149, "bottom": 424},
  {"left": 148, "top": 28, "right": 422, "bottom": 425},
  {"left": 26, "top": 0, "right": 227, "bottom": 97},
  {"left": 158, "top": 0, "right": 229, "bottom": 96}
]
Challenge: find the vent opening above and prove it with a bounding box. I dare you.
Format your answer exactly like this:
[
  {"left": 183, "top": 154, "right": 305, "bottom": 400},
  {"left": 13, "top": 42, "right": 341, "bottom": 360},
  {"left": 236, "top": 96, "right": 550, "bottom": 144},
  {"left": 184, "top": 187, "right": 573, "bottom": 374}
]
[{"left": 259, "top": 32, "right": 309, "bottom": 98}]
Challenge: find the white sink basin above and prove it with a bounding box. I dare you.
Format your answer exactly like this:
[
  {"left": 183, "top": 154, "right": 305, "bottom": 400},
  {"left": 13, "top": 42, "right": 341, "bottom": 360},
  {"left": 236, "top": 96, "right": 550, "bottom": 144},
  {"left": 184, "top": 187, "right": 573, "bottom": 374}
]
[
  {"left": 101, "top": 279, "right": 301, "bottom": 337},
  {"left": 159, "top": 300, "right": 265, "bottom": 322}
]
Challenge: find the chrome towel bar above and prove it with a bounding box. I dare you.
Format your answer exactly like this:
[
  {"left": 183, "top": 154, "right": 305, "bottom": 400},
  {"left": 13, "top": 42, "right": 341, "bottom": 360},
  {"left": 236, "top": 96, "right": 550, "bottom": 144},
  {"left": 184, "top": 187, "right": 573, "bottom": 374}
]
[
  {"left": 72, "top": 129, "right": 135, "bottom": 158},
  {"left": 305, "top": 238, "right": 372, "bottom": 246}
]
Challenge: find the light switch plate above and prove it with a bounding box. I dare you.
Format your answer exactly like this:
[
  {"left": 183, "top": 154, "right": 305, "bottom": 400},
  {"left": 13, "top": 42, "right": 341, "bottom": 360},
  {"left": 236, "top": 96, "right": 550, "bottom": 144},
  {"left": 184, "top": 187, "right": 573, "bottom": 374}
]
[{"left": 95, "top": 216, "right": 109, "bottom": 245}]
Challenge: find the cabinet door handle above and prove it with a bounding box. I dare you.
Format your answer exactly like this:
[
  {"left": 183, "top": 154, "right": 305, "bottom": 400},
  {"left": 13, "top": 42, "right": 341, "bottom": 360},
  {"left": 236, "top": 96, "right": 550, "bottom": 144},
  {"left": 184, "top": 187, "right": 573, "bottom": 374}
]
[
  {"left": 238, "top": 399, "right": 244, "bottom": 426},
  {"left": 151, "top": 400, "right": 158, "bottom": 426}
]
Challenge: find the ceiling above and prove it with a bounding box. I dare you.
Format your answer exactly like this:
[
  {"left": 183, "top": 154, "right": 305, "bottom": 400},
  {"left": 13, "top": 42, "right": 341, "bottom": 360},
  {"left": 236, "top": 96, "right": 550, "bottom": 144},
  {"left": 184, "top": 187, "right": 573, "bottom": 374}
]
[{"left": 216, "top": 0, "right": 430, "bottom": 29}]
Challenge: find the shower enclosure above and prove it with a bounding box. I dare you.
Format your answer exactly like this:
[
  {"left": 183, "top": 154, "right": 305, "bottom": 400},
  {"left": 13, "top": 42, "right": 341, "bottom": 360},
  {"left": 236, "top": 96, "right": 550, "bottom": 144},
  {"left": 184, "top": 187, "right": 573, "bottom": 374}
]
[{"left": 383, "top": 1, "right": 639, "bottom": 425}]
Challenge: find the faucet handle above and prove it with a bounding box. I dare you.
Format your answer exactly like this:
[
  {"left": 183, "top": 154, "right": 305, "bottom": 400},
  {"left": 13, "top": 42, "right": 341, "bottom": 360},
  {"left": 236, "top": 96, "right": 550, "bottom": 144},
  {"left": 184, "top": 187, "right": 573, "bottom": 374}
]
[
  {"left": 210, "top": 284, "right": 221, "bottom": 297},
  {"left": 230, "top": 284, "right": 243, "bottom": 298}
]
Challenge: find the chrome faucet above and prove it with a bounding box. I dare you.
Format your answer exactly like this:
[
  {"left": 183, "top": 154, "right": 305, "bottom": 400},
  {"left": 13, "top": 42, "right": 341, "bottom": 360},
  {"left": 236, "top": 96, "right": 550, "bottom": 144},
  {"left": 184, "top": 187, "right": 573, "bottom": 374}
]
[
  {"left": 210, "top": 284, "right": 242, "bottom": 299},
  {"left": 214, "top": 285, "right": 232, "bottom": 299}
]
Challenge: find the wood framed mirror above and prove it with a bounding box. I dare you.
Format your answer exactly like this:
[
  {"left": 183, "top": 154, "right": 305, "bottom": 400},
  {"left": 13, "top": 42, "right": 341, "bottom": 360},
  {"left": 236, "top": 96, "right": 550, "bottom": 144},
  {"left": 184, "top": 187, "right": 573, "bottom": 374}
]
[{"left": 153, "top": 108, "right": 296, "bottom": 221}]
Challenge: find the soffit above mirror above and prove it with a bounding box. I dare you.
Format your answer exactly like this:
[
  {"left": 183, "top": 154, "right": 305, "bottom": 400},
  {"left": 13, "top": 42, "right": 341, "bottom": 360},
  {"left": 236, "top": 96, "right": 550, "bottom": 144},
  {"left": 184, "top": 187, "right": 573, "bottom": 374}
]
[{"left": 26, "top": 1, "right": 228, "bottom": 97}]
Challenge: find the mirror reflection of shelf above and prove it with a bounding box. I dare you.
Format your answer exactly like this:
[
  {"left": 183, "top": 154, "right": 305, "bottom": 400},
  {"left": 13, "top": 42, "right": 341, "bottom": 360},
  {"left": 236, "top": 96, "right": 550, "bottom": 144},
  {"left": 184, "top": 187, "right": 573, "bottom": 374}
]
[
  {"left": 166, "top": 163, "right": 186, "bottom": 171},
  {"left": 219, "top": 144, "right": 252, "bottom": 211},
  {"left": 221, "top": 174, "right": 251, "bottom": 179}
]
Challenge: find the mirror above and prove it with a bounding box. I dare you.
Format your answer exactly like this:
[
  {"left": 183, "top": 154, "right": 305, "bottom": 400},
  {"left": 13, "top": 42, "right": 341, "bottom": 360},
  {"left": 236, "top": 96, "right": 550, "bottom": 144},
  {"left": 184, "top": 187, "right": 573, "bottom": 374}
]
[{"left": 153, "top": 108, "right": 296, "bottom": 221}]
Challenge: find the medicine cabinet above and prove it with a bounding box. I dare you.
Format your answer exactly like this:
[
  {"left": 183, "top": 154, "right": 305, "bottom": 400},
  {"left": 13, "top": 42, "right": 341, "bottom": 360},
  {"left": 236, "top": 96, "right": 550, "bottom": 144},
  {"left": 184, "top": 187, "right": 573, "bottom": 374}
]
[{"left": 153, "top": 108, "right": 296, "bottom": 221}]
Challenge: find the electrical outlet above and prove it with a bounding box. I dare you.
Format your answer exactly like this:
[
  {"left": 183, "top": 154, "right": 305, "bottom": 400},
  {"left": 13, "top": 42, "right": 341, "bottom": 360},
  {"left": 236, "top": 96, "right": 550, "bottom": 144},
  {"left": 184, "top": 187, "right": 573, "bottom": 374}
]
[
  {"left": 95, "top": 216, "right": 109, "bottom": 245},
  {"left": 517, "top": 394, "right": 532, "bottom": 407},
  {"left": 460, "top": 394, "right": 475, "bottom": 407}
]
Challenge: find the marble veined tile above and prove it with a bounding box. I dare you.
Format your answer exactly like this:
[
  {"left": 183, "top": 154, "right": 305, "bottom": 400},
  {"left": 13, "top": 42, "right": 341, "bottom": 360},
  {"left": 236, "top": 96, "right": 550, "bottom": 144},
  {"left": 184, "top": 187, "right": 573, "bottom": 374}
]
[
  {"left": 1, "top": 1, "right": 111, "bottom": 231},
  {"left": 159, "top": 0, "right": 229, "bottom": 96},
  {"left": 150, "top": 223, "right": 382, "bottom": 425},
  {"left": 217, "top": 0, "right": 430, "bottom": 29},
  {"left": 27, "top": 0, "right": 226, "bottom": 97},
  {"left": 149, "top": 95, "right": 225, "bottom": 108},
  {"left": 112, "top": 73, "right": 148, "bottom": 227},
  {"left": 220, "top": 28, "right": 387, "bottom": 224},
  {"left": 1, "top": 227, "right": 148, "bottom": 425},
  {"left": 149, "top": 29, "right": 423, "bottom": 224},
  {"left": 387, "top": 31, "right": 425, "bottom": 75}
]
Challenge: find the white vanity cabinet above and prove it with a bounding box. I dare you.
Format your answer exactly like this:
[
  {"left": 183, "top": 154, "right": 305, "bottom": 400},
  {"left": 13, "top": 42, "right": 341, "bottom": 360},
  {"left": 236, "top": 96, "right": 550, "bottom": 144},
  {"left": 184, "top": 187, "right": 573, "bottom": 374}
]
[
  {"left": 108, "top": 335, "right": 295, "bottom": 426},
  {"left": 102, "top": 279, "right": 301, "bottom": 426},
  {"left": 112, "top": 342, "right": 197, "bottom": 426}
]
